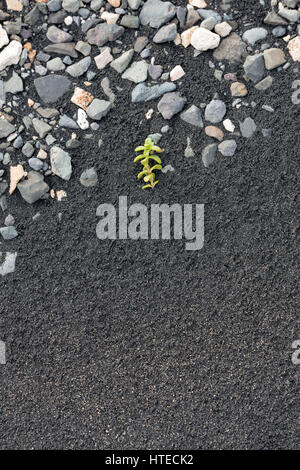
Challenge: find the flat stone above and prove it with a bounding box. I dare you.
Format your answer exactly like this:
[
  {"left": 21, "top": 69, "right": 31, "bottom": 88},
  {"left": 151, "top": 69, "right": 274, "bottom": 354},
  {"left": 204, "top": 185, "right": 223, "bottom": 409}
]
[
  {"left": 263, "top": 48, "right": 286, "bottom": 70},
  {"left": 239, "top": 117, "right": 256, "bottom": 138},
  {"left": 66, "top": 56, "right": 91, "bottom": 77},
  {"left": 202, "top": 143, "right": 217, "bottom": 167},
  {"left": 46, "top": 25, "right": 73, "bottom": 43},
  {"left": 71, "top": 86, "right": 94, "bottom": 109},
  {"left": 242, "top": 27, "right": 268, "bottom": 45},
  {"left": 34, "top": 74, "right": 71, "bottom": 103},
  {"left": 62, "top": 0, "right": 80, "bottom": 13},
  {"left": 264, "top": 11, "right": 288, "bottom": 26},
  {"left": 32, "top": 118, "right": 52, "bottom": 138},
  {"left": 218, "top": 139, "right": 237, "bottom": 156},
  {"left": 0, "top": 119, "right": 15, "bottom": 139},
  {"left": 44, "top": 43, "right": 78, "bottom": 58},
  {"left": 131, "top": 82, "right": 176, "bottom": 102},
  {"left": 50, "top": 146, "right": 72, "bottom": 180},
  {"left": 213, "top": 33, "right": 247, "bottom": 63},
  {"left": 191, "top": 27, "right": 220, "bottom": 51},
  {"left": 278, "top": 6, "right": 300, "bottom": 23},
  {"left": 87, "top": 24, "right": 124, "bottom": 47},
  {"left": 110, "top": 49, "right": 134, "bottom": 73},
  {"left": 255, "top": 76, "right": 273, "bottom": 91},
  {"left": 180, "top": 104, "right": 203, "bottom": 128},
  {"left": 58, "top": 114, "right": 78, "bottom": 129},
  {"left": 139, "top": 0, "right": 176, "bottom": 28},
  {"left": 122, "top": 60, "right": 148, "bottom": 83},
  {"left": 243, "top": 53, "right": 265, "bottom": 83},
  {"left": 4, "top": 71, "right": 23, "bottom": 94},
  {"left": 86, "top": 99, "right": 111, "bottom": 120},
  {"left": 80, "top": 168, "right": 98, "bottom": 187},
  {"left": 75, "top": 41, "right": 91, "bottom": 56},
  {"left": 0, "top": 40, "right": 22, "bottom": 71},
  {"left": 17, "top": 171, "right": 49, "bottom": 204},
  {"left": 37, "top": 107, "right": 59, "bottom": 119},
  {"left": 94, "top": 48, "right": 113, "bottom": 70},
  {"left": 157, "top": 92, "right": 187, "bottom": 119},
  {"left": 204, "top": 99, "right": 226, "bottom": 123},
  {"left": 204, "top": 125, "right": 224, "bottom": 141},
  {"left": 0, "top": 226, "right": 18, "bottom": 240},
  {"left": 153, "top": 23, "right": 177, "bottom": 43},
  {"left": 120, "top": 15, "right": 140, "bottom": 29}
]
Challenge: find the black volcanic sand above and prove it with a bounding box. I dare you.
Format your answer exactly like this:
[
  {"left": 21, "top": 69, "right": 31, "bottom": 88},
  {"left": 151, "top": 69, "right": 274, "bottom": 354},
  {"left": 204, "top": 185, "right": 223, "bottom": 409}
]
[{"left": 0, "top": 0, "right": 299, "bottom": 449}]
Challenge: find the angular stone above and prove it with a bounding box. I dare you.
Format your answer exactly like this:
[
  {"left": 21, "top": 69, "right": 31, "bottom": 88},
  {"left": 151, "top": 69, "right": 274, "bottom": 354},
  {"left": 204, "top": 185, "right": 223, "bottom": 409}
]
[
  {"left": 278, "top": 6, "right": 300, "bottom": 23},
  {"left": 263, "top": 48, "right": 286, "bottom": 70},
  {"left": 204, "top": 99, "right": 226, "bottom": 123},
  {"left": 191, "top": 27, "right": 220, "bottom": 51},
  {"left": 255, "top": 76, "right": 273, "bottom": 91},
  {"left": 46, "top": 57, "right": 65, "bottom": 71},
  {"left": 0, "top": 226, "right": 18, "bottom": 240},
  {"left": 140, "top": 0, "right": 176, "bottom": 28},
  {"left": 153, "top": 24, "right": 177, "bottom": 43},
  {"left": 122, "top": 60, "right": 148, "bottom": 83},
  {"left": 44, "top": 42, "right": 78, "bottom": 58},
  {"left": 213, "top": 33, "right": 247, "bottom": 63},
  {"left": 34, "top": 74, "right": 71, "bottom": 103},
  {"left": 71, "top": 86, "right": 94, "bottom": 110},
  {"left": 87, "top": 24, "right": 124, "bottom": 47},
  {"left": 110, "top": 49, "right": 134, "bottom": 73},
  {"left": 32, "top": 118, "right": 52, "bottom": 138},
  {"left": 202, "top": 143, "right": 217, "bottom": 167},
  {"left": 288, "top": 36, "right": 300, "bottom": 62},
  {"left": 46, "top": 25, "right": 73, "bottom": 43},
  {"left": 243, "top": 53, "right": 265, "bottom": 83},
  {"left": 17, "top": 171, "right": 49, "bottom": 204},
  {"left": 264, "top": 11, "right": 288, "bottom": 26},
  {"left": 157, "top": 92, "right": 187, "bottom": 120},
  {"left": 50, "top": 146, "right": 72, "bottom": 180},
  {"left": 4, "top": 71, "right": 23, "bottom": 94},
  {"left": 86, "top": 99, "right": 111, "bottom": 120},
  {"left": 0, "top": 119, "right": 15, "bottom": 139},
  {"left": 180, "top": 104, "right": 203, "bottom": 128},
  {"left": 94, "top": 48, "right": 113, "bottom": 70},
  {"left": 120, "top": 15, "right": 140, "bottom": 29},
  {"left": 66, "top": 56, "right": 91, "bottom": 77},
  {"left": 0, "top": 41, "right": 22, "bottom": 71},
  {"left": 131, "top": 82, "right": 176, "bottom": 103},
  {"left": 218, "top": 139, "right": 237, "bottom": 156},
  {"left": 181, "top": 26, "right": 198, "bottom": 48},
  {"left": 58, "top": 115, "right": 78, "bottom": 129}
]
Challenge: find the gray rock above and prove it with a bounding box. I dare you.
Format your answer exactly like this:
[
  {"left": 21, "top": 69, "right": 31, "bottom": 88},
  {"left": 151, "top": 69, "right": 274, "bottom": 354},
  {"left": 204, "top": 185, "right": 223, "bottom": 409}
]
[
  {"left": 186, "top": 6, "right": 200, "bottom": 28},
  {"left": 22, "top": 142, "right": 35, "bottom": 158},
  {"left": 0, "top": 80, "right": 5, "bottom": 108},
  {"left": 197, "top": 9, "right": 222, "bottom": 23},
  {"left": 86, "top": 99, "right": 111, "bottom": 120},
  {"left": 148, "top": 64, "right": 163, "bottom": 80},
  {"left": 139, "top": 0, "right": 176, "bottom": 28},
  {"left": 28, "top": 157, "right": 44, "bottom": 171},
  {"left": 62, "top": 0, "right": 80, "bottom": 13},
  {"left": 50, "top": 146, "right": 72, "bottom": 180},
  {"left": 66, "top": 56, "right": 91, "bottom": 77},
  {"left": 282, "top": 0, "right": 298, "bottom": 7},
  {"left": 213, "top": 33, "right": 247, "bottom": 63},
  {"left": 4, "top": 214, "right": 14, "bottom": 226},
  {"left": 122, "top": 60, "right": 148, "bottom": 83},
  {"left": 242, "top": 28, "right": 268, "bottom": 46},
  {"left": 0, "top": 252, "right": 17, "bottom": 276},
  {"left": 239, "top": 117, "right": 257, "bottom": 138},
  {"left": 157, "top": 92, "right": 187, "bottom": 119},
  {"left": 91, "top": 0, "right": 103, "bottom": 10},
  {"left": 44, "top": 43, "right": 78, "bottom": 58},
  {"left": 110, "top": 49, "right": 134, "bottom": 73},
  {"left": 201, "top": 17, "right": 217, "bottom": 31},
  {"left": 24, "top": 5, "right": 40, "bottom": 25},
  {"left": 4, "top": 72, "right": 23, "bottom": 94},
  {"left": 87, "top": 24, "right": 124, "bottom": 47},
  {"left": 131, "top": 82, "right": 176, "bottom": 102},
  {"left": 34, "top": 74, "right": 71, "bottom": 103},
  {"left": 264, "top": 11, "right": 288, "bottom": 26},
  {"left": 46, "top": 25, "right": 73, "bottom": 43},
  {"left": 278, "top": 7, "right": 300, "bottom": 22},
  {"left": 202, "top": 144, "right": 217, "bottom": 167},
  {"left": 218, "top": 139, "right": 237, "bottom": 156},
  {"left": 180, "top": 105, "right": 203, "bottom": 128},
  {"left": 0, "top": 182, "right": 8, "bottom": 196},
  {"left": 32, "top": 118, "right": 52, "bottom": 138},
  {"left": 46, "top": 57, "right": 65, "bottom": 71},
  {"left": 0, "top": 119, "right": 15, "bottom": 139},
  {"left": 243, "top": 53, "right": 265, "bottom": 83},
  {"left": 255, "top": 76, "right": 273, "bottom": 91},
  {"left": 59, "top": 115, "right": 79, "bottom": 129},
  {"left": 204, "top": 99, "right": 226, "bottom": 124},
  {"left": 120, "top": 15, "right": 140, "bottom": 29},
  {"left": 153, "top": 23, "right": 177, "bottom": 43},
  {"left": 37, "top": 107, "right": 59, "bottom": 119},
  {"left": 263, "top": 48, "right": 286, "bottom": 70},
  {"left": 272, "top": 26, "right": 286, "bottom": 37},
  {"left": 134, "top": 36, "right": 149, "bottom": 53},
  {"left": 75, "top": 41, "right": 91, "bottom": 56},
  {"left": 17, "top": 171, "right": 49, "bottom": 204},
  {"left": 13, "top": 135, "right": 23, "bottom": 149},
  {"left": 80, "top": 168, "right": 98, "bottom": 187},
  {"left": 47, "top": 0, "right": 62, "bottom": 12},
  {"left": 0, "top": 226, "right": 18, "bottom": 240}
]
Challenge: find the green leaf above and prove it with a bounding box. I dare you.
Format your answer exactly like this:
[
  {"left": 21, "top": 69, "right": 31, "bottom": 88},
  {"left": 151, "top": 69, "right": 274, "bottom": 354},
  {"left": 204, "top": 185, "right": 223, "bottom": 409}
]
[
  {"left": 143, "top": 174, "right": 152, "bottom": 183},
  {"left": 138, "top": 169, "right": 148, "bottom": 179},
  {"left": 150, "top": 164, "right": 162, "bottom": 172},
  {"left": 142, "top": 184, "right": 152, "bottom": 190},
  {"left": 153, "top": 180, "right": 159, "bottom": 186},
  {"left": 148, "top": 155, "right": 161, "bottom": 164},
  {"left": 151, "top": 145, "right": 164, "bottom": 153},
  {"left": 134, "top": 155, "right": 145, "bottom": 163},
  {"left": 135, "top": 146, "right": 145, "bottom": 152}
]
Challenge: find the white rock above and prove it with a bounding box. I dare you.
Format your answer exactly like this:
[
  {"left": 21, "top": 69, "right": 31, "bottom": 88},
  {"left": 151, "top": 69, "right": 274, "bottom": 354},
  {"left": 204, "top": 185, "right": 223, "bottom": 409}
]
[
  {"left": 288, "top": 36, "right": 300, "bottom": 62},
  {"left": 0, "top": 26, "right": 9, "bottom": 50},
  {"left": 223, "top": 118, "right": 235, "bottom": 132},
  {"left": 77, "top": 109, "right": 89, "bottom": 130},
  {"left": 64, "top": 16, "right": 73, "bottom": 25},
  {"left": 94, "top": 47, "right": 113, "bottom": 70},
  {"left": 170, "top": 65, "right": 185, "bottom": 81},
  {"left": 0, "top": 41, "right": 22, "bottom": 71},
  {"left": 191, "top": 27, "right": 220, "bottom": 51}
]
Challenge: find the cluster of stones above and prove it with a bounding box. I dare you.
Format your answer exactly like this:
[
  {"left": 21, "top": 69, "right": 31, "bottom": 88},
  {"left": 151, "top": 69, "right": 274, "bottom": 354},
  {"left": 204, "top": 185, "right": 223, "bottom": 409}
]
[{"left": 0, "top": 0, "right": 300, "bottom": 242}]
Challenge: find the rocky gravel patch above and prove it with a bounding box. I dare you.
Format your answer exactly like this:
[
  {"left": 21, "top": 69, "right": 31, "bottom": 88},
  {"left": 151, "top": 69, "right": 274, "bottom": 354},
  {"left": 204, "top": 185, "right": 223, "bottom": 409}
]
[{"left": 0, "top": 0, "right": 300, "bottom": 250}]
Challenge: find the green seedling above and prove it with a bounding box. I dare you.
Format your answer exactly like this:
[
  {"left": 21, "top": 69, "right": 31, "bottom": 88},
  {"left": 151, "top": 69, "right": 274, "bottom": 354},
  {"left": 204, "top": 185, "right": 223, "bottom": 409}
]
[{"left": 134, "top": 137, "right": 164, "bottom": 190}]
